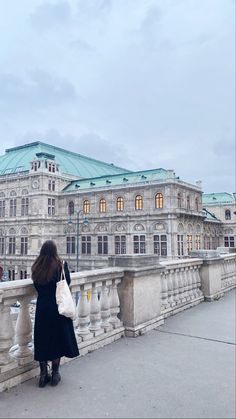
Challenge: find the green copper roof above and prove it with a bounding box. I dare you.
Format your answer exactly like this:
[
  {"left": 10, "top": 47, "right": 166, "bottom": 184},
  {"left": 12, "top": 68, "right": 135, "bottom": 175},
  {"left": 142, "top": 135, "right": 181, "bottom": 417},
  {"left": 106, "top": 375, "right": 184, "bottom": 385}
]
[
  {"left": 0, "top": 141, "right": 128, "bottom": 178},
  {"left": 63, "top": 168, "right": 176, "bottom": 192},
  {"left": 202, "top": 193, "right": 234, "bottom": 205}
]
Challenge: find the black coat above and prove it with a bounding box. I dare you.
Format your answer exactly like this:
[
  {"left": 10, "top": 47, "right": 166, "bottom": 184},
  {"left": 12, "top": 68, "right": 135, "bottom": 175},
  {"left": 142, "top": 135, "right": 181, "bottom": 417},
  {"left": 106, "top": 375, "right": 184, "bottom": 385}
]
[{"left": 33, "top": 261, "right": 79, "bottom": 361}]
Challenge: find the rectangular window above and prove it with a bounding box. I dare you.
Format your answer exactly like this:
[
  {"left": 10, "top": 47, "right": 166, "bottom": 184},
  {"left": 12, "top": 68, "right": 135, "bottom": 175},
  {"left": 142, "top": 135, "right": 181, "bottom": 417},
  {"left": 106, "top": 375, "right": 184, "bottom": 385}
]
[
  {"left": 187, "top": 235, "right": 193, "bottom": 253},
  {"left": 8, "top": 269, "right": 15, "bottom": 280},
  {"left": 0, "top": 237, "right": 4, "bottom": 255},
  {"left": 48, "top": 180, "right": 55, "bottom": 191},
  {"left": 20, "top": 270, "right": 27, "bottom": 279},
  {"left": 154, "top": 235, "right": 167, "bottom": 257},
  {"left": 66, "top": 236, "right": 75, "bottom": 254},
  {"left": 21, "top": 197, "right": 29, "bottom": 216},
  {"left": 134, "top": 235, "right": 146, "bottom": 254},
  {"left": 224, "top": 236, "right": 235, "bottom": 248},
  {"left": 9, "top": 237, "right": 16, "bottom": 255},
  {"left": 81, "top": 236, "right": 91, "bottom": 255},
  {"left": 115, "top": 236, "right": 126, "bottom": 254},
  {"left": 48, "top": 198, "right": 55, "bottom": 216},
  {"left": 177, "top": 235, "right": 184, "bottom": 256},
  {"left": 0, "top": 200, "right": 5, "bottom": 217},
  {"left": 195, "top": 235, "right": 201, "bottom": 250},
  {"left": 20, "top": 237, "right": 28, "bottom": 255},
  {"left": 98, "top": 236, "right": 108, "bottom": 255},
  {"left": 10, "top": 199, "right": 16, "bottom": 217}
]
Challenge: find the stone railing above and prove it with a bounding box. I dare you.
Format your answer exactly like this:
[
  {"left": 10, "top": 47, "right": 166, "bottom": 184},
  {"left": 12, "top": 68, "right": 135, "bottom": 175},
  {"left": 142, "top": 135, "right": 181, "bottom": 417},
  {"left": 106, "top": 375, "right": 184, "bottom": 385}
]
[
  {"left": 0, "top": 268, "right": 124, "bottom": 391},
  {"left": 159, "top": 259, "right": 204, "bottom": 318},
  {"left": 220, "top": 254, "right": 236, "bottom": 292},
  {"left": 1, "top": 253, "right": 235, "bottom": 391}
]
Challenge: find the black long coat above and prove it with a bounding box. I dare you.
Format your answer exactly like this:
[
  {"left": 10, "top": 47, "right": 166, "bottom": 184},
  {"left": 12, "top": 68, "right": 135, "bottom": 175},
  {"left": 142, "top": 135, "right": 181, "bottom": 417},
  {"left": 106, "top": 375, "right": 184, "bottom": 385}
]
[{"left": 33, "top": 261, "right": 79, "bottom": 361}]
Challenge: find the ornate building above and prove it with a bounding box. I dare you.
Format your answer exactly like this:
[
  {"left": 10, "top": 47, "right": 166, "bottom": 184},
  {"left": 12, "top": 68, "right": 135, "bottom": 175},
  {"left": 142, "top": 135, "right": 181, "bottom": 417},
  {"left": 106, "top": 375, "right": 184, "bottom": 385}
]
[
  {"left": 0, "top": 141, "right": 223, "bottom": 280},
  {"left": 203, "top": 193, "right": 236, "bottom": 249}
]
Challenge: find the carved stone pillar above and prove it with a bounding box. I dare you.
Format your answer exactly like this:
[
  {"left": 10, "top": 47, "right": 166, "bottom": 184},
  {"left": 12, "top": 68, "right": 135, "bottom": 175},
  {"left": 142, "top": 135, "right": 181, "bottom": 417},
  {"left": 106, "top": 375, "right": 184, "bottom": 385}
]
[
  {"left": 101, "top": 280, "right": 112, "bottom": 332},
  {"left": 77, "top": 285, "right": 93, "bottom": 341},
  {"left": 89, "top": 282, "right": 104, "bottom": 336},
  {"left": 14, "top": 297, "right": 33, "bottom": 361}
]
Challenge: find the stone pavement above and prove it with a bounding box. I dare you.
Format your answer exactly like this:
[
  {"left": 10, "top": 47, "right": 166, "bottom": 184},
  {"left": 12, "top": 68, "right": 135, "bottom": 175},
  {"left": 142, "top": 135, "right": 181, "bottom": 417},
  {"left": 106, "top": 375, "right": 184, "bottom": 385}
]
[{"left": 0, "top": 290, "right": 235, "bottom": 419}]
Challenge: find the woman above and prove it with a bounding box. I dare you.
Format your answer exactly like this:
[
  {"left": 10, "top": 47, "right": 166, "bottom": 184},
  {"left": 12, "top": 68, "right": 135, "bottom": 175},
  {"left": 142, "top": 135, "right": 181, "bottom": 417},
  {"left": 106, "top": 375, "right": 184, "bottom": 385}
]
[{"left": 31, "top": 240, "right": 79, "bottom": 388}]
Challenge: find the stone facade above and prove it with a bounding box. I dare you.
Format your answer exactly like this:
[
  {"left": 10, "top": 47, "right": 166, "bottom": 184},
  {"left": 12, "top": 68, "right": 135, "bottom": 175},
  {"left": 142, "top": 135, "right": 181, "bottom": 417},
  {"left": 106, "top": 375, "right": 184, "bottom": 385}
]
[{"left": 0, "top": 142, "right": 224, "bottom": 280}]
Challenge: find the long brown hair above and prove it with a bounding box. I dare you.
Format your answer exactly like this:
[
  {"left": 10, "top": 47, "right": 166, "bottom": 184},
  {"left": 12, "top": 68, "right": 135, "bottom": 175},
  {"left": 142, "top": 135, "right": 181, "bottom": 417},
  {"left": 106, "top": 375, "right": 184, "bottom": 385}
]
[{"left": 31, "top": 240, "right": 61, "bottom": 284}]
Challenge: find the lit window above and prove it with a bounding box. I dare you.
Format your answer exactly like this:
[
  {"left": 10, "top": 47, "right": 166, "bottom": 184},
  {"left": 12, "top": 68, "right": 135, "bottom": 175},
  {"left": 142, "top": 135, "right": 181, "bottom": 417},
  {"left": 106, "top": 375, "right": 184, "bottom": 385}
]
[
  {"left": 135, "top": 195, "right": 143, "bottom": 210},
  {"left": 83, "top": 200, "right": 90, "bottom": 214},
  {"left": 99, "top": 199, "right": 106, "bottom": 213},
  {"left": 187, "top": 235, "right": 193, "bottom": 253},
  {"left": 225, "top": 210, "right": 231, "bottom": 220},
  {"left": 195, "top": 235, "right": 201, "bottom": 250},
  {"left": 116, "top": 197, "right": 124, "bottom": 212},
  {"left": 155, "top": 193, "right": 163, "bottom": 209}
]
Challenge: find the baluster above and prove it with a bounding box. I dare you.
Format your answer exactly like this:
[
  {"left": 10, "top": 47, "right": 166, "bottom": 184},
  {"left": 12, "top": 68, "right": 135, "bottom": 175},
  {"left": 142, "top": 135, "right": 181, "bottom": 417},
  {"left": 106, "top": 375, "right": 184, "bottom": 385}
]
[
  {"left": 110, "top": 279, "right": 122, "bottom": 328},
  {"left": 0, "top": 296, "right": 15, "bottom": 366},
  {"left": 195, "top": 266, "right": 203, "bottom": 296},
  {"left": 14, "top": 297, "right": 33, "bottom": 360},
  {"left": 166, "top": 271, "right": 175, "bottom": 307},
  {"left": 180, "top": 268, "right": 188, "bottom": 302},
  {"left": 77, "top": 285, "right": 93, "bottom": 341},
  {"left": 177, "top": 268, "right": 185, "bottom": 303},
  {"left": 89, "top": 282, "right": 104, "bottom": 336},
  {"left": 191, "top": 266, "right": 198, "bottom": 298},
  {"left": 161, "top": 272, "right": 169, "bottom": 310},
  {"left": 187, "top": 267, "right": 194, "bottom": 300},
  {"left": 172, "top": 269, "right": 180, "bottom": 306},
  {"left": 101, "top": 280, "right": 112, "bottom": 332},
  {"left": 184, "top": 268, "right": 191, "bottom": 301}
]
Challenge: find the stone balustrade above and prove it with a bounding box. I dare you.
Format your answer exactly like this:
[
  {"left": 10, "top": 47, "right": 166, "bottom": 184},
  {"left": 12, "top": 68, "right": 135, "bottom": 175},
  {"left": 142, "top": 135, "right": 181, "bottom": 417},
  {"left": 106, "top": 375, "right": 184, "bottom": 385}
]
[
  {"left": 159, "top": 259, "right": 204, "bottom": 317},
  {"left": 220, "top": 254, "right": 236, "bottom": 292},
  {"left": 0, "top": 268, "right": 124, "bottom": 391},
  {"left": 0, "top": 254, "right": 235, "bottom": 391}
]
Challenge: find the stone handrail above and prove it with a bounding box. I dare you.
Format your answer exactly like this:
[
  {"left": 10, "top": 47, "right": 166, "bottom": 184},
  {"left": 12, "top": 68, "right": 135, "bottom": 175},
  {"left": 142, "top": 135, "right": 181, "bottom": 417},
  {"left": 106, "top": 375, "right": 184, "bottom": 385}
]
[
  {"left": 159, "top": 259, "right": 204, "bottom": 317},
  {"left": 0, "top": 268, "right": 124, "bottom": 391},
  {"left": 220, "top": 254, "right": 236, "bottom": 292}
]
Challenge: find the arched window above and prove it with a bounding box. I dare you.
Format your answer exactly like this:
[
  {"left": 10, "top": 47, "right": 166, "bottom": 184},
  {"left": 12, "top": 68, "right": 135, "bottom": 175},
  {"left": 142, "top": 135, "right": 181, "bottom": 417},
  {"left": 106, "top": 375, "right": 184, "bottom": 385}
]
[
  {"left": 186, "top": 195, "right": 190, "bottom": 210},
  {"left": 225, "top": 209, "right": 231, "bottom": 220},
  {"left": 83, "top": 200, "right": 90, "bottom": 214},
  {"left": 99, "top": 198, "right": 106, "bottom": 213},
  {"left": 155, "top": 193, "right": 163, "bottom": 209},
  {"left": 68, "top": 201, "right": 74, "bottom": 215},
  {"left": 116, "top": 197, "right": 124, "bottom": 211},
  {"left": 135, "top": 195, "right": 143, "bottom": 210},
  {"left": 177, "top": 193, "right": 182, "bottom": 208},
  {"left": 195, "top": 197, "right": 199, "bottom": 211}
]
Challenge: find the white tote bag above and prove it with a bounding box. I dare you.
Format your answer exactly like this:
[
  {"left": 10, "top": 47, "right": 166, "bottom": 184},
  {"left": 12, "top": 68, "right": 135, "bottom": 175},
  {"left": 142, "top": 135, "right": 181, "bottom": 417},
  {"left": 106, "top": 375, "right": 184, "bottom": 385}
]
[{"left": 56, "top": 261, "right": 76, "bottom": 320}]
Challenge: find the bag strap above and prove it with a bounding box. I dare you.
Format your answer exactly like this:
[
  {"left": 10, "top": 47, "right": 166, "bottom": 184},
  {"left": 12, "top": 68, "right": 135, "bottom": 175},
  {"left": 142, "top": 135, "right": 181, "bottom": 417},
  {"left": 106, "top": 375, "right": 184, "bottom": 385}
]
[{"left": 60, "top": 260, "right": 65, "bottom": 282}]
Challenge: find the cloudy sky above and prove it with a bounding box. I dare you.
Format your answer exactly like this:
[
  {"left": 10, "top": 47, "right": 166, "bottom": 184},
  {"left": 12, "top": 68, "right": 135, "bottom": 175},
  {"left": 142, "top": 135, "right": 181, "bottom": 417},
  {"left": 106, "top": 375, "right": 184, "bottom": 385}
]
[{"left": 0, "top": 0, "right": 235, "bottom": 192}]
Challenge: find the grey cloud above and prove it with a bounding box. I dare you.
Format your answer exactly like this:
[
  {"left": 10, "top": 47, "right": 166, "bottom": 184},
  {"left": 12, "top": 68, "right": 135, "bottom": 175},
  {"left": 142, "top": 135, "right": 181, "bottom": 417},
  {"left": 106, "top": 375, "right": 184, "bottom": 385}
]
[
  {"left": 0, "top": 71, "right": 76, "bottom": 112},
  {"left": 30, "top": 0, "right": 71, "bottom": 31},
  {"left": 70, "top": 39, "right": 96, "bottom": 53},
  {"left": 77, "top": 0, "right": 112, "bottom": 17},
  {"left": 18, "top": 129, "right": 134, "bottom": 170}
]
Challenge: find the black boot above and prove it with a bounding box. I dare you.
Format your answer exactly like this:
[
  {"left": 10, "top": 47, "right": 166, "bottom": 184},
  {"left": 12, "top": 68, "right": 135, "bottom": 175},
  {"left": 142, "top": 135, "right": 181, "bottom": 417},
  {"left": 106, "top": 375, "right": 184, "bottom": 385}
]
[
  {"left": 39, "top": 362, "right": 50, "bottom": 388},
  {"left": 51, "top": 358, "right": 61, "bottom": 386}
]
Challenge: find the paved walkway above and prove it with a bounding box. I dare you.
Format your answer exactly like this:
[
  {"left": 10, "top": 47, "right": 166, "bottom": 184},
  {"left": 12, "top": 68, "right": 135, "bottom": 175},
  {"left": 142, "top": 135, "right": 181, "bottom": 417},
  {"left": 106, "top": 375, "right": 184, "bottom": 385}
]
[{"left": 0, "top": 290, "right": 235, "bottom": 419}]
